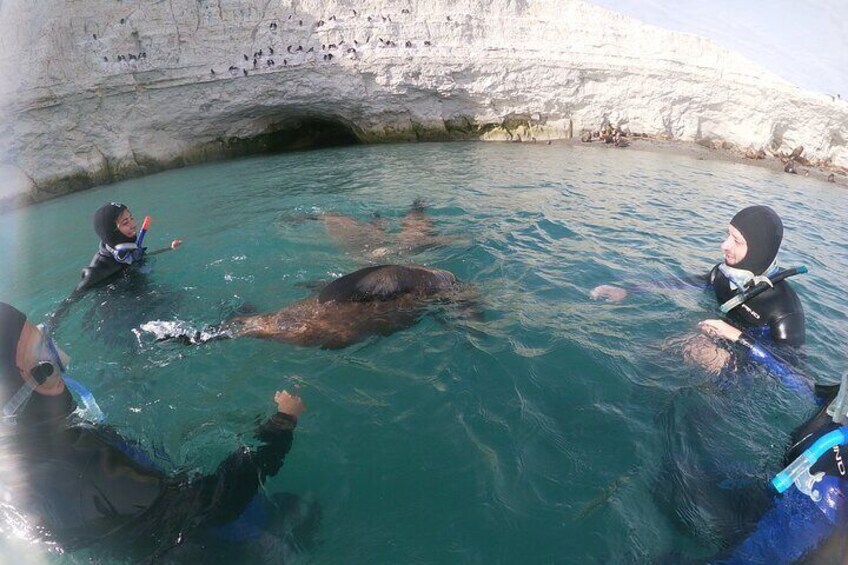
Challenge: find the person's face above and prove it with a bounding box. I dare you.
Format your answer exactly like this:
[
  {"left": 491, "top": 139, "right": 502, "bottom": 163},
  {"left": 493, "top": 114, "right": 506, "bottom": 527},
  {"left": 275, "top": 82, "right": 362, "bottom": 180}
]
[
  {"left": 116, "top": 209, "right": 138, "bottom": 238},
  {"left": 721, "top": 224, "right": 748, "bottom": 267},
  {"left": 14, "top": 322, "right": 68, "bottom": 396}
]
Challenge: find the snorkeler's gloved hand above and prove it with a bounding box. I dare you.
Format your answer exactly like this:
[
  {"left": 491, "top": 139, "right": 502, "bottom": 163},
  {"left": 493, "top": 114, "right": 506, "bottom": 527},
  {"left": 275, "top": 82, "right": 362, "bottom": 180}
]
[
  {"left": 699, "top": 319, "right": 742, "bottom": 343},
  {"left": 275, "top": 389, "right": 305, "bottom": 420},
  {"left": 589, "top": 285, "right": 627, "bottom": 303}
]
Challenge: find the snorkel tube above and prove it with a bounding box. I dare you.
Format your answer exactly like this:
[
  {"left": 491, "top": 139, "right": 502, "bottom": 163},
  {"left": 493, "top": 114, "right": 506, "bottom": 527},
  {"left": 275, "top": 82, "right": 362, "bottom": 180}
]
[
  {"left": 111, "top": 215, "right": 151, "bottom": 264},
  {"left": 136, "top": 215, "right": 151, "bottom": 248},
  {"left": 720, "top": 266, "right": 807, "bottom": 314},
  {"left": 772, "top": 427, "right": 848, "bottom": 495}
]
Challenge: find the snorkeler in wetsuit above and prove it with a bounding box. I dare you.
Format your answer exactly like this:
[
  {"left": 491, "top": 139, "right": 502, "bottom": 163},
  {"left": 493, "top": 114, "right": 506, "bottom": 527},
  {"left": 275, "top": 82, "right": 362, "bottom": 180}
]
[
  {"left": 79, "top": 201, "right": 182, "bottom": 292},
  {"left": 0, "top": 302, "right": 304, "bottom": 560},
  {"left": 712, "top": 378, "right": 848, "bottom": 564},
  {"left": 591, "top": 205, "right": 810, "bottom": 398},
  {"left": 47, "top": 202, "right": 183, "bottom": 329}
]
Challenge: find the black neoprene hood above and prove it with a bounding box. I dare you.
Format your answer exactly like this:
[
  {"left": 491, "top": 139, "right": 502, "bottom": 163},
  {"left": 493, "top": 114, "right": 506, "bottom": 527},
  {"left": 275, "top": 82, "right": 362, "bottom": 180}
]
[
  {"left": 729, "top": 205, "right": 784, "bottom": 275},
  {"left": 93, "top": 202, "right": 135, "bottom": 247}
]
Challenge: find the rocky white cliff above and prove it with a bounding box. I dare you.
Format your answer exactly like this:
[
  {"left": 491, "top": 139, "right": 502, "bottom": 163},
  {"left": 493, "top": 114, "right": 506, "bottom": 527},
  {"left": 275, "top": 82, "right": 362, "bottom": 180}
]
[{"left": 0, "top": 0, "right": 846, "bottom": 203}]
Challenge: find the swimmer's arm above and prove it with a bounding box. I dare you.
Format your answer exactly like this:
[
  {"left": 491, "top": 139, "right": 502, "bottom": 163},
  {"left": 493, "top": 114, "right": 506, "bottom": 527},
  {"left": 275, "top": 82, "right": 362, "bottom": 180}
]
[
  {"left": 252, "top": 391, "right": 304, "bottom": 479},
  {"left": 700, "top": 320, "right": 814, "bottom": 402},
  {"left": 590, "top": 271, "right": 710, "bottom": 302},
  {"left": 737, "top": 335, "right": 815, "bottom": 403},
  {"left": 144, "top": 239, "right": 183, "bottom": 257},
  {"left": 192, "top": 392, "right": 302, "bottom": 526},
  {"left": 647, "top": 271, "right": 712, "bottom": 291},
  {"left": 252, "top": 412, "right": 297, "bottom": 479},
  {"left": 44, "top": 290, "right": 84, "bottom": 331}
]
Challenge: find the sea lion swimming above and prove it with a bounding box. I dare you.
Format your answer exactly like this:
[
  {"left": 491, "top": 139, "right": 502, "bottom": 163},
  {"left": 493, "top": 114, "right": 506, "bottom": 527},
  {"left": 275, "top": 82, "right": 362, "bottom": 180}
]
[
  {"left": 143, "top": 264, "right": 477, "bottom": 349},
  {"left": 319, "top": 199, "right": 462, "bottom": 260}
]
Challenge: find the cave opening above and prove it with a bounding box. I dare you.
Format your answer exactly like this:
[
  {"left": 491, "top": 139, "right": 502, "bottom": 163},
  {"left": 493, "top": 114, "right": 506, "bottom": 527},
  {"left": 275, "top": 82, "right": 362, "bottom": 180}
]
[{"left": 228, "top": 116, "right": 362, "bottom": 156}]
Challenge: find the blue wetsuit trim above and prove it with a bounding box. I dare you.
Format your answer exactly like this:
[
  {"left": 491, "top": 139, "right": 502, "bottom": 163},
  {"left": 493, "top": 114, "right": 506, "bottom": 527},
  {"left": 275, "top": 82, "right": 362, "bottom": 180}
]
[
  {"left": 715, "top": 485, "right": 836, "bottom": 564},
  {"left": 740, "top": 337, "right": 815, "bottom": 403}
]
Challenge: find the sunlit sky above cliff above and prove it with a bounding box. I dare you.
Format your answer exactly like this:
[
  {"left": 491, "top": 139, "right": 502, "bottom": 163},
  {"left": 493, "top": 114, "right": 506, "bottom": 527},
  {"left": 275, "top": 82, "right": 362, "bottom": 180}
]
[{"left": 588, "top": 0, "right": 848, "bottom": 97}]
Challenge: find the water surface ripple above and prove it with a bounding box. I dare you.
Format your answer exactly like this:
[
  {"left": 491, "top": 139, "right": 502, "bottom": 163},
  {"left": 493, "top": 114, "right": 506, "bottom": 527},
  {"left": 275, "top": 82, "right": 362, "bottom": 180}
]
[{"left": 1, "top": 142, "right": 846, "bottom": 563}]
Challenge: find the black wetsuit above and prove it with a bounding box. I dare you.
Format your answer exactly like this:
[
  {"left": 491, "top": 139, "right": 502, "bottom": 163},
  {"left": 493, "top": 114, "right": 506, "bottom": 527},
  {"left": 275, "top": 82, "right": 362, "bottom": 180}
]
[
  {"left": 77, "top": 242, "right": 137, "bottom": 293},
  {"left": 0, "top": 389, "right": 297, "bottom": 559},
  {"left": 704, "top": 264, "right": 811, "bottom": 400},
  {"left": 708, "top": 264, "right": 805, "bottom": 347},
  {"left": 47, "top": 244, "right": 150, "bottom": 333}
]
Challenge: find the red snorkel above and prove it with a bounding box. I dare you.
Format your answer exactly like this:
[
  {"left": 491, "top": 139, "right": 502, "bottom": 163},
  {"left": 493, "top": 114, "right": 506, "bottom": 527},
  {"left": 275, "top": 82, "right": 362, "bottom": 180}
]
[{"left": 136, "top": 215, "right": 151, "bottom": 248}]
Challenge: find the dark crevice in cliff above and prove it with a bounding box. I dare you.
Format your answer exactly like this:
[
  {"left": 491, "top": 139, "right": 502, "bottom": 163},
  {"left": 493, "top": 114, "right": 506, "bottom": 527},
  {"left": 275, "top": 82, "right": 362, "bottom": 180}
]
[{"left": 229, "top": 116, "right": 362, "bottom": 155}]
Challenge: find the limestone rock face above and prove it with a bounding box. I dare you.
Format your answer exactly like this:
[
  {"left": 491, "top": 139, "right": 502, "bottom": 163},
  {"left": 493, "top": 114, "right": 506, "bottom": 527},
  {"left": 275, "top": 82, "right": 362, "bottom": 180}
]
[{"left": 1, "top": 0, "right": 846, "bottom": 202}]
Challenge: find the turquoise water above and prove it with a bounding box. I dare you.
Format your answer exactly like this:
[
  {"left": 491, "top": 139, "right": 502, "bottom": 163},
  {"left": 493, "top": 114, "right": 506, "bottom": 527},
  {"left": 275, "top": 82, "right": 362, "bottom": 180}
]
[{"left": 1, "top": 142, "right": 847, "bottom": 563}]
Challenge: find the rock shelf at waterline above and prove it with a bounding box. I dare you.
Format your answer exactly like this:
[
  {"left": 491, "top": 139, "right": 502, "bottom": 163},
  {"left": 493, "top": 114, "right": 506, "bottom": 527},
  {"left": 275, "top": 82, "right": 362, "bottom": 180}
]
[{"left": 1, "top": 0, "right": 846, "bottom": 206}]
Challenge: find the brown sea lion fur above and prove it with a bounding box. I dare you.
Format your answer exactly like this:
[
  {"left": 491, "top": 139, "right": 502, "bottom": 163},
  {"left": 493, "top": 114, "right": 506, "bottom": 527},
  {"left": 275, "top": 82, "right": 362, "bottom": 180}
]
[
  {"left": 218, "top": 264, "right": 468, "bottom": 349},
  {"left": 322, "top": 200, "right": 460, "bottom": 259}
]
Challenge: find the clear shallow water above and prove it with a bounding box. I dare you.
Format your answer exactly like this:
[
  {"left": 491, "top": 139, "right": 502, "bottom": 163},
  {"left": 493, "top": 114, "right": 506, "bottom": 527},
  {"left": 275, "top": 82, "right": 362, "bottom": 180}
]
[{"left": 1, "top": 142, "right": 847, "bottom": 564}]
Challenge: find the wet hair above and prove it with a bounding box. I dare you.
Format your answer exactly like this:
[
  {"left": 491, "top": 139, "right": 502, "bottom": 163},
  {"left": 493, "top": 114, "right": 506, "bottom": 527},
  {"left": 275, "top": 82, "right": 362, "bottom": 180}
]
[
  {"left": 729, "top": 205, "right": 784, "bottom": 275},
  {"left": 93, "top": 202, "right": 135, "bottom": 247}
]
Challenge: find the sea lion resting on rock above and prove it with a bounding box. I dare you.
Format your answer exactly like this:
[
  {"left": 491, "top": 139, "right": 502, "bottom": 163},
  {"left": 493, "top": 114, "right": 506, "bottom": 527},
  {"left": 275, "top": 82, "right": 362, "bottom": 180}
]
[
  {"left": 321, "top": 199, "right": 461, "bottom": 260},
  {"left": 143, "top": 264, "right": 478, "bottom": 349}
]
